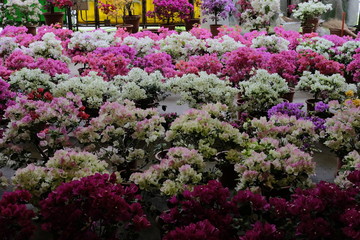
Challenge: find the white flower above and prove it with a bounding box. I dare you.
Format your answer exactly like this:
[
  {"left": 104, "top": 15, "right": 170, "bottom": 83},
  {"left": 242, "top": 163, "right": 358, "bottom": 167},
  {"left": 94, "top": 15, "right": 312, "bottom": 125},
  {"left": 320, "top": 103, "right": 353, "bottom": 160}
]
[
  {"left": 159, "top": 32, "right": 206, "bottom": 60},
  {"left": 167, "top": 71, "right": 239, "bottom": 109},
  {"left": 53, "top": 71, "right": 121, "bottom": 108},
  {"left": 121, "top": 36, "right": 157, "bottom": 57},
  {"left": 293, "top": 0, "right": 332, "bottom": 22},
  {"left": 205, "top": 35, "right": 244, "bottom": 56},
  {"left": 251, "top": 35, "right": 289, "bottom": 53},
  {"left": 9, "top": 68, "right": 54, "bottom": 92},
  {"left": 68, "top": 30, "right": 116, "bottom": 54}
]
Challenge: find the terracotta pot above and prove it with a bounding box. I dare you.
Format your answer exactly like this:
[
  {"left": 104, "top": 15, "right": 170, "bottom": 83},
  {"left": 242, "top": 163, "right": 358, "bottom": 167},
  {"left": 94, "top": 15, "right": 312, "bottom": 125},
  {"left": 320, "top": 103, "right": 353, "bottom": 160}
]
[
  {"left": 305, "top": 98, "right": 318, "bottom": 112},
  {"left": 116, "top": 24, "right": 134, "bottom": 33},
  {"left": 210, "top": 24, "right": 222, "bottom": 37},
  {"left": 185, "top": 18, "right": 200, "bottom": 31},
  {"left": 215, "top": 151, "right": 238, "bottom": 189},
  {"left": 160, "top": 24, "right": 176, "bottom": 30},
  {"left": 43, "top": 12, "right": 65, "bottom": 27},
  {"left": 281, "top": 88, "right": 295, "bottom": 103},
  {"left": 26, "top": 25, "right": 37, "bottom": 36},
  {"left": 123, "top": 15, "right": 141, "bottom": 33}
]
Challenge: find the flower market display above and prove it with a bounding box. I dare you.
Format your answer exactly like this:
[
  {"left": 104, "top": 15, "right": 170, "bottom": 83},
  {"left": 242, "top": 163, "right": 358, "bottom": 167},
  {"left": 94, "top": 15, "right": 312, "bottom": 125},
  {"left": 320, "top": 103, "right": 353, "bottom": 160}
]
[{"left": 1, "top": 0, "right": 360, "bottom": 238}]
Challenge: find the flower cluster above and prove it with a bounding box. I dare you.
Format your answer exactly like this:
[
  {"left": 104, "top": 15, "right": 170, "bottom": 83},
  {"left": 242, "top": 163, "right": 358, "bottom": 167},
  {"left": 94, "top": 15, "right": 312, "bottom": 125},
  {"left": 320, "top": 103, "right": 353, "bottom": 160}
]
[
  {"left": 113, "top": 67, "right": 168, "bottom": 108},
  {"left": 324, "top": 101, "right": 360, "bottom": 158},
  {"left": 167, "top": 71, "right": 239, "bottom": 109},
  {"left": 9, "top": 68, "right": 55, "bottom": 93},
  {"left": 53, "top": 71, "right": 121, "bottom": 109},
  {"left": 245, "top": 115, "right": 319, "bottom": 152},
  {"left": 0, "top": 190, "right": 36, "bottom": 240},
  {"left": 222, "top": 47, "right": 265, "bottom": 85},
  {"left": 201, "top": 0, "right": 237, "bottom": 25},
  {"left": 40, "top": 173, "right": 150, "bottom": 239},
  {"left": 75, "top": 101, "right": 165, "bottom": 172},
  {"left": 130, "top": 147, "right": 208, "bottom": 196},
  {"left": 1, "top": 0, "right": 42, "bottom": 26},
  {"left": 0, "top": 93, "right": 84, "bottom": 168},
  {"left": 237, "top": 0, "right": 281, "bottom": 30},
  {"left": 165, "top": 103, "right": 248, "bottom": 159},
  {"left": 238, "top": 69, "right": 289, "bottom": 115},
  {"left": 12, "top": 149, "right": 109, "bottom": 200},
  {"left": 0, "top": 78, "right": 16, "bottom": 120},
  {"left": 296, "top": 71, "right": 348, "bottom": 101},
  {"left": 159, "top": 32, "right": 205, "bottom": 60},
  {"left": 335, "top": 150, "right": 360, "bottom": 188},
  {"left": 146, "top": 0, "right": 193, "bottom": 24},
  {"left": 67, "top": 30, "right": 116, "bottom": 56},
  {"left": 234, "top": 140, "right": 315, "bottom": 193},
  {"left": 251, "top": 35, "right": 290, "bottom": 53},
  {"left": 292, "top": 0, "right": 332, "bottom": 22}
]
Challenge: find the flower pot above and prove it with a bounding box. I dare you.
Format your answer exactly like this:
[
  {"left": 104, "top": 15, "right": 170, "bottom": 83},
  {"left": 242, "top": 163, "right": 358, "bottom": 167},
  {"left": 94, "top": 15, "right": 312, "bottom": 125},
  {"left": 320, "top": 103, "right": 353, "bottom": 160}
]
[
  {"left": 104, "top": 19, "right": 111, "bottom": 26},
  {"left": 123, "top": 15, "right": 141, "bottom": 33},
  {"left": 301, "top": 17, "right": 319, "bottom": 34},
  {"left": 305, "top": 98, "right": 318, "bottom": 112},
  {"left": 116, "top": 24, "right": 134, "bottom": 33},
  {"left": 160, "top": 24, "right": 176, "bottom": 30},
  {"left": 281, "top": 88, "right": 295, "bottom": 103},
  {"left": 25, "top": 25, "right": 37, "bottom": 36},
  {"left": 210, "top": 24, "right": 222, "bottom": 37},
  {"left": 329, "top": 28, "right": 342, "bottom": 36},
  {"left": 185, "top": 18, "right": 200, "bottom": 31},
  {"left": 43, "top": 12, "right": 65, "bottom": 27}
]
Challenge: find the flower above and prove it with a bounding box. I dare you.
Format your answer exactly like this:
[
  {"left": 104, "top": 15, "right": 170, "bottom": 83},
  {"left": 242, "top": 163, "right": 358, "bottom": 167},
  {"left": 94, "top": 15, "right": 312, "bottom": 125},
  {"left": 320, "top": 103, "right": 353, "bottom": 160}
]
[
  {"left": 238, "top": 69, "right": 289, "bottom": 115},
  {"left": 75, "top": 101, "right": 165, "bottom": 174},
  {"left": 0, "top": 0, "right": 42, "bottom": 26},
  {"left": 53, "top": 71, "right": 121, "bottom": 109},
  {"left": 292, "top": 0, "right": 332, "bottom": 22},
  {"left": 296, "top": 71, "right": 348, "bottom": 101},
  {"left": 40, "top": 173, "right": 150, "bottom": 239},
  {"left": 113, "top": 67, "right": 168, "bottom": 107},
  {"left": 13, "top": 149, "right": 109, "bottom": 200},
  {"left": 237, "top": 0, "right": 281, "bottom": 30},
  {"left": 130, "top": 147, "right": 207, "bottom": 196},
  {"left": 201, "top": 0, "right": 237, "bottom": 25},
  {"left": 147, "top": 0, "right": 193, "bottom": 24},
  {"left": 165, "top": 103, "right": 248, "bottom": 159},
  {"left": 167, "top": 71, "right": 239, "bottom": 109},
  {"left": 0, "top": 190, "right": 36, "bottom": 240}
]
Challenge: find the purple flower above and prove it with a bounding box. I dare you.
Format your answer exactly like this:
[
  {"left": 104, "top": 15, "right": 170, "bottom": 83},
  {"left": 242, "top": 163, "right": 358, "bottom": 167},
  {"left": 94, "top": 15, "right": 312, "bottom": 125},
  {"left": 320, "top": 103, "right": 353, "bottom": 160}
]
[
  {"left": 314, "top": 101, "right": 329, "bottom": 112},
  {"left": 267, "top": 102, "right": 306, "bottom": 119}
]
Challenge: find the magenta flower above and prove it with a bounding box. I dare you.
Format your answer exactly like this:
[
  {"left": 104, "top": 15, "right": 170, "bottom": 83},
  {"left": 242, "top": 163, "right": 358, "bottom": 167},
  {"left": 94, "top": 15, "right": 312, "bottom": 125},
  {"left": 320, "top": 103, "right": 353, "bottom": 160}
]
[{"left": 40, "top": 173, "right": 150, "bottom": 239}]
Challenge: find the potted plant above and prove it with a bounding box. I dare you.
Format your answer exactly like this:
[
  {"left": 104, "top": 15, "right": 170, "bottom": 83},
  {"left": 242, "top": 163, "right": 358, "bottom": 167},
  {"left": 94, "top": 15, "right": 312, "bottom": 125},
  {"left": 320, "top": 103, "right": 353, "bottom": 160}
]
[
  {"left": 122, "top": 0, "right": 142, "bottom": 33},
  {"left": 237, "top": 69, "right": 289, "bottom": 117},
  {"left": 295, "top": 71, "right": 348, "bottom": 111},
  {"left": 0, "top": 0, "right": 42, "bottom": 35},
  {"left": 98, "top": 1, "right": 117, "bottom": 26},
  {"left": 97, "top": 0, "right": 133, "bottom": 32},
  {"left": 292, "top": 0, "right": 332, "bottom": 33},
  {"left": 236, "top": 0, "right": 280, "bottom": 31},
  {"left": 43, "top": 0, "right": 73, "bottom": 26},
  {"left": 201, "top": 0, "right": 237, "bottom": 36},
  {"left": 146, "top": 0, "right": 194, "bottom": 30}
]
